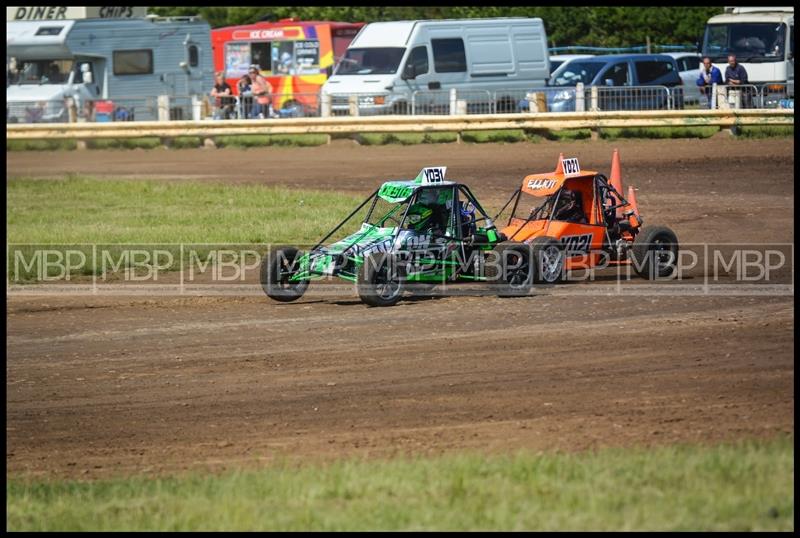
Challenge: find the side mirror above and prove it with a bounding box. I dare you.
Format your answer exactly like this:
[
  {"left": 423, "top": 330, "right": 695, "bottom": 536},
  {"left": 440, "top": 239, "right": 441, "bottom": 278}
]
[{"left": 402, "top": 63, "right": 417, "bottom": 80}]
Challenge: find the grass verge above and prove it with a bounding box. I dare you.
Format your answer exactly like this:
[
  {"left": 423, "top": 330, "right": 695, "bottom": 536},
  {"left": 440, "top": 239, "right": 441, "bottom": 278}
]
[
  {"left": 86, "top": 137, "right": 163, "bottom": 150},
  {"left": 599, "top": 126, "right": 720, "bottom": 139},
  {"left": 6, "top": 125, "right": 791, "bottom": 151},
  {"left": 357, "top": 131, "right": 459, "bottom": 145},
  {"left": 6, "top": 436, "right": 793, "bottom": 531},
  {"left": 734, "top": 125, "right": 794, "bottom": 138},
  {"left": 213, "top": 134, "right": 328, "bottom": 148},
  {"left": 7, "top": 176, "right": 362, "bottom": 281},
  {"left": 6, "top": 139, "right": 78, "bottom": 151},
  {"left": 461, "top": 129, "right": 527, "bottom": 143}
]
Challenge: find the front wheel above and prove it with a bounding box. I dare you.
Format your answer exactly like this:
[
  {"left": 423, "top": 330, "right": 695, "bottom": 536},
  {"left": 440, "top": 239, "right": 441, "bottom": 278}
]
[
  {"left": 261, "top": 247, "right": 309, "bottom": 302},
  {"left": 631, "top": 226, "right": 679, "bottom": 279},
  {"left": 357, "top": 252, "right": 405, "bottom": 307}
]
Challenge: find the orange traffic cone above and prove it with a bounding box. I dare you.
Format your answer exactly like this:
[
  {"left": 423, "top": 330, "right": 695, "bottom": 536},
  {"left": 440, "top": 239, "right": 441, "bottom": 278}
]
[
  {"left": 609, "top": 149, "right": 625, "bottom": 217},
  {"left": 554, "top": 152, "right": 565, "bottom": 174},
  {"left": 626, "top": 185, "right": 642, "bottom": 227},
  {"left": 609, "top": 148, "right": 623, "bottom": 195}
]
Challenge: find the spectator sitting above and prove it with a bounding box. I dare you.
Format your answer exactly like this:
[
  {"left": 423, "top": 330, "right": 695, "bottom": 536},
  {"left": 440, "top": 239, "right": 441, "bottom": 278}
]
[
  {"left": 725, "top": 54, "right": 752, "bottom": 108},
  {"left": 696, "top": 56, "right": 724, "bottom": 108},
  {"left": 210, "top": 71, "right": 234, "bottom": 120},
  {"left": 236, "top": 74, "right": 252, "bottom": 119}
]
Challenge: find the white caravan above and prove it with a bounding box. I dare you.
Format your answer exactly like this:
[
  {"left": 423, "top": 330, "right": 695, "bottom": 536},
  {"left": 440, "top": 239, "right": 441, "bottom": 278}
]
[{"left": 321, "top": 18, "right": 550, "bottom": 114}]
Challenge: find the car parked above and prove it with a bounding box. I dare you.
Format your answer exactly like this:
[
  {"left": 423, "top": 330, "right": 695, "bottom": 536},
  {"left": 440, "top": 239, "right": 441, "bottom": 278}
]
[
  {"left": 548, "top": 53, "right": 594, "bottom": 75},
  {"left": 544, "top": 53, "right": 685, "bottom": 112},
  {"left": 664, "top": 52, "right": 702, "bottom": 106}
]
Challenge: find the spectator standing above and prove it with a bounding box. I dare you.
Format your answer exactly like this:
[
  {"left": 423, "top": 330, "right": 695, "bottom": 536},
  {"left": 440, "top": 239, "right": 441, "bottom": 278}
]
[
  {"left": 248, "top": 65, "right": 276, "bottom": 119},
  {"left": 696, "top": 56, "right": 724, "bottom": 108},
  {"left": 210, "top": 71, "right": 233, "bottom": 120},
  {"left": 724, "top": 54, "right": 751, "bottom": 108}
]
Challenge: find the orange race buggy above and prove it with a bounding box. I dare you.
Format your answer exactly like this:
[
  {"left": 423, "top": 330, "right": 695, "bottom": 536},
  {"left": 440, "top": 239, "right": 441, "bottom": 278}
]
[{"left": 488, "top": 150, "right": 679, "bottom": 295}]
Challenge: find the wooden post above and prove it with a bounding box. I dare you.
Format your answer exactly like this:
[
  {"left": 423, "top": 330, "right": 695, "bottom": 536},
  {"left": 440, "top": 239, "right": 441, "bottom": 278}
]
[
  {"left": 348, "top": 95, "right": 359, "bottom": 116},
  {"left": 575, "top": 82, "right": 585, "bottom": 112},
  {"left": 157, "top": 95, "right": 170, "bottom": 122},
  {"left": 321, "top": 93, "right": 331, "bottom": 117}
]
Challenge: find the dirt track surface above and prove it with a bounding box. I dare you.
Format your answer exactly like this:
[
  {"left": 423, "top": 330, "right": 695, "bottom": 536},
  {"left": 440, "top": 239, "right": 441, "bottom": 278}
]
[{"left": 6, "top": 137, "right": 795, "bottom": 480}]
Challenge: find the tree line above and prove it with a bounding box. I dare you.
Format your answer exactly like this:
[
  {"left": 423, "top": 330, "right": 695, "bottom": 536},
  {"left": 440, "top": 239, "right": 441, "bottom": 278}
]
[{"left": 149, "top": 6, "right": 723, "bottom": 48}]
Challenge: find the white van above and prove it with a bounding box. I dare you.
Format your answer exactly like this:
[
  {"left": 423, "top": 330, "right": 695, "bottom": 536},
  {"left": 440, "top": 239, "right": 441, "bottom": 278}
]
[{"left": 321, "top": 18, "right": 550, "bottom": 115}]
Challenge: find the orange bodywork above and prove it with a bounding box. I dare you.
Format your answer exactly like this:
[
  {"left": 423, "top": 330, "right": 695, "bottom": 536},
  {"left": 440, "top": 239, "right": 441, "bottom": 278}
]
[{"left": 500, "top": 152, "right": 642, "bottom": 270}]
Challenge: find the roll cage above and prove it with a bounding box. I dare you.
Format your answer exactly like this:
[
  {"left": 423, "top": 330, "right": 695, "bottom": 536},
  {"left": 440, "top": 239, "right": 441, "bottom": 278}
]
[
  {"left": 304, "top": 182, "right": 496, "bottom": 280},
  {"left": 494, "top": 173, "right": 636, "bottom": 243}
]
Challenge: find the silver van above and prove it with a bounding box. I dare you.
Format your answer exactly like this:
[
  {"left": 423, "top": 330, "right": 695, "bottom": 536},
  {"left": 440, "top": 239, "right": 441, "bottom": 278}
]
[{"left": 321, "top": 18, "right": 550, "bottom": 115}]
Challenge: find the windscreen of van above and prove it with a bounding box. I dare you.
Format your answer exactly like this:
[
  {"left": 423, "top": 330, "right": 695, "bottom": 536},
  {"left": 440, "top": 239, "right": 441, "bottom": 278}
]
[
  {"left": 704, "top": 23, "right": 788, "bottom": 62},
  {"left": 335, "top": 47, "right": 405, "bottom": 75},
  {"left": 550, "top": 61, "right": 604, "bottom": 86},
  {"left": 10, "top": 59, "right": 73, "bottom": 84}
]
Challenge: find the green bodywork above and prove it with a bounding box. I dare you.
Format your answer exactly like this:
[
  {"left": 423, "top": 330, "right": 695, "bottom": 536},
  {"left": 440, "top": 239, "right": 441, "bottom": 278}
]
[{"left": 289, "top": 178, "right": 500, "bottom": 285}]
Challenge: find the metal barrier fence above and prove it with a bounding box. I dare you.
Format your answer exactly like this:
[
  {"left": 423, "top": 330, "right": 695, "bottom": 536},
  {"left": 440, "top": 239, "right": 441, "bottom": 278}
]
[
  {"left": 412, "top": 90, "right": 494, "bottom": 115},
  {"left": 7, "top": 99, "right": 69, "bottom": 124},
  {"left": 8, "top": 96, "right": 159, "bottom": 123},
  {"left": 6, "top": 84, "right": 796, "bottom": 124}
]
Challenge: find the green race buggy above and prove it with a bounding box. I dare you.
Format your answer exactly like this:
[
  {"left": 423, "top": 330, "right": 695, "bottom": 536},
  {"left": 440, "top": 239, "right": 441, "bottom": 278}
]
[{"left": 260, "top": 167, "right": 503, "bottom": 307}]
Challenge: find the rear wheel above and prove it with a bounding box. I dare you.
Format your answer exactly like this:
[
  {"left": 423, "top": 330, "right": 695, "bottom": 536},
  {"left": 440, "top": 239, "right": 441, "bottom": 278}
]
[
  {"left": 261, "top": 247, "right": 309, "bottom": 302},
  {"left": 486, "top": 241, "right": 533, "bottom": 297},
  {"left": 631, "top": 226, "right": 679, "bottom": 279},
  {"left": 358, "top": 252, "right": 405, "bottom": 307}
]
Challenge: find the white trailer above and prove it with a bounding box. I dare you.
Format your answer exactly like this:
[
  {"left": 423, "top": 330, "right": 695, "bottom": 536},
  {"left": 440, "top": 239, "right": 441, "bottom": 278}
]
[{"left": 7, "top": 8, "right": 214, "bottom": 122}]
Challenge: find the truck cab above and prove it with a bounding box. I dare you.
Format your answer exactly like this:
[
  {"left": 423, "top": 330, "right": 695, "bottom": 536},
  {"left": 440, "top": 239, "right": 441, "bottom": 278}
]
[{"left": 702, "top": 6, "right": 794, "bottom": 101}]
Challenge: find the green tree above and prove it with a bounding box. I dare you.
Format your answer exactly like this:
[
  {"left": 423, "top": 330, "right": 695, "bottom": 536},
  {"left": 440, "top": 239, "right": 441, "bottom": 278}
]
[{"left": 147, "top": 6, "right": 723, "bottom": 48}]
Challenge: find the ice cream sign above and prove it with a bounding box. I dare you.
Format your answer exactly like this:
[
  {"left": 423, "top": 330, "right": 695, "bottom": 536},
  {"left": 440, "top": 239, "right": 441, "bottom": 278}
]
[{"left": 232, "top": 27, "right": 303, "bottom": 41}]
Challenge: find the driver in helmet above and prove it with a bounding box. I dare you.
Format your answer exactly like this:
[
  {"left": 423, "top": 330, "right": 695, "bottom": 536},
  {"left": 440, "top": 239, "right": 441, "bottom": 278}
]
[
  {"left": 405, "top": 189, "right": 444, "bottom": 233},
  {"left": 552, "top": 188, "right": 587, "bottom": 223}
]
